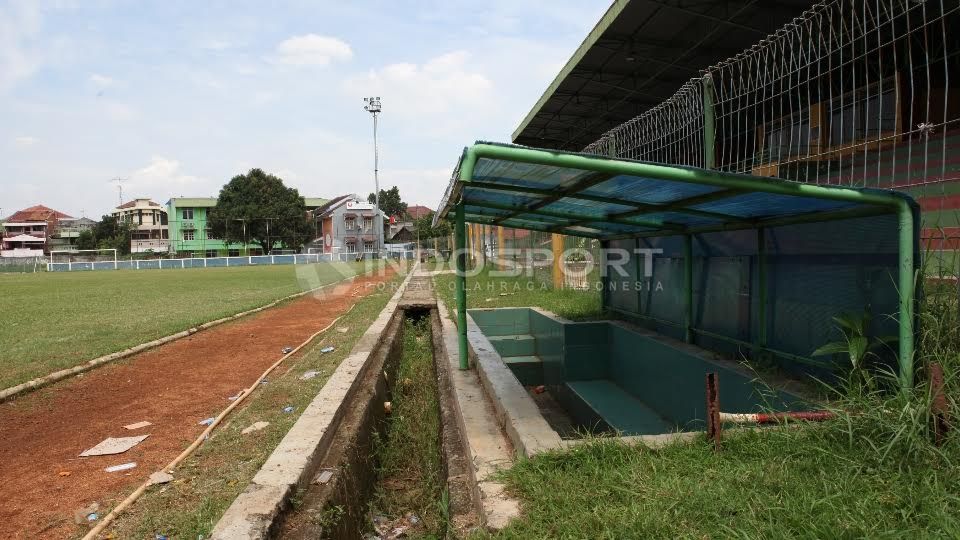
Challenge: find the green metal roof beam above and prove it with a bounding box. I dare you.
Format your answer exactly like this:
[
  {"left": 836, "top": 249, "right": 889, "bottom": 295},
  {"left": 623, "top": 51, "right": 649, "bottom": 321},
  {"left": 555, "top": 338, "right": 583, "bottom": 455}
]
[
  {"left": 464, "top": 198, "right": 682, "bottom": 231},
  {"left": 468, "top": 180, "right": 748, "bottom": 223},
  {"left": 491, "top": 171, "right": 615, "bottom": 226},
  {"left": 465, "top": 213, "right": 604, "bottom": 239}
]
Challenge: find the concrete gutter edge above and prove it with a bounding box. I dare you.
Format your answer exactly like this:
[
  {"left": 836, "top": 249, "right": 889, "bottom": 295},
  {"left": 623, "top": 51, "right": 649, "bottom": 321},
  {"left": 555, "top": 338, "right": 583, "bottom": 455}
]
[
  {"left": 464, "top": 311, "right": 564, "bottom": 457},
  {"left": 438, "top": 299, "right": 520, "bottom": 530},
  {"left": 210, "top": 269, "right": 415, "bottom": 539}
]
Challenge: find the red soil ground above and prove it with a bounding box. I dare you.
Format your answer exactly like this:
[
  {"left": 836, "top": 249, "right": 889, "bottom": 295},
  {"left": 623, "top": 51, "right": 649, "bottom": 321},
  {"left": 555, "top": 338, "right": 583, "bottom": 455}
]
[{"left": 0, "top": 269, "right": 394, "bottom": 539}]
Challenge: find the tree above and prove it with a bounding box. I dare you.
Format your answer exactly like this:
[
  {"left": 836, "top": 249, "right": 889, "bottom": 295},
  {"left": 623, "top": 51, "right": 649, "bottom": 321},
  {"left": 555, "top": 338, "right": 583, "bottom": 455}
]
[
  {"left": 208, "top": 168, "right": 311, "bottom": 254},
  {"left": 75, "top": 229, "right": 96, "bottom": 250},
  {"left": 367, "top": 186, "right": 407, "bottom": 218},
  {"left": 412, "top": 211, "right": 450, "bottom": 239},
  {"left": 91, "top": 215, "right": 133, "bottom": 254}
]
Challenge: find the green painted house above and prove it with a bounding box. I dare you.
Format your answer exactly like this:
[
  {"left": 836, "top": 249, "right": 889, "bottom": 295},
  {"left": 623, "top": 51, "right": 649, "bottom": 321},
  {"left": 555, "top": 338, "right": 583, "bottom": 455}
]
[{"left": 166, "top": 197, "right": 328, "bottom": 257}]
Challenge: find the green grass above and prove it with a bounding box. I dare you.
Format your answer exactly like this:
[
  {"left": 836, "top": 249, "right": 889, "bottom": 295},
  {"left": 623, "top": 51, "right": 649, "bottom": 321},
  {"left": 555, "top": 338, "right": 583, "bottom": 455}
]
[
  {"left": 0, "top": 262, "right": 372, "bottom": 389},
  {"left": 102, "top": 270, "right": 404, "bottom": 540},
  {"left": 370, "top": 316, "right": 446, "bottom": 539},
  {"left": 433, "top": 267, "right": 602, "bottom": 321}
]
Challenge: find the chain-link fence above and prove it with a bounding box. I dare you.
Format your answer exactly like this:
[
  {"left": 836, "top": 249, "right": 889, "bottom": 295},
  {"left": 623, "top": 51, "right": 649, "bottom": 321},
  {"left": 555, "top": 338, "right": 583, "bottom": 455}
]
[{"left": 583, "top": 0, "right": 960, "bottom": 277}]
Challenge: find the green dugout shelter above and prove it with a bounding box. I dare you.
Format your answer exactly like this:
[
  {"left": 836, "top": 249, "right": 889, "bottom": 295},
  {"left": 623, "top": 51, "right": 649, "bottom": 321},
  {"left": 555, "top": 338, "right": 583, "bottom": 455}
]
[{"left": 434, "top": 142, "right": 921, "bottom": 390}]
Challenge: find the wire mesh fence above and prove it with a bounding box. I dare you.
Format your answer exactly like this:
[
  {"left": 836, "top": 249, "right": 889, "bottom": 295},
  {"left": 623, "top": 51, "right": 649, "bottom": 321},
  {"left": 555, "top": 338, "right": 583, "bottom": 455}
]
[{"left": 583, "top": 0, "right": 960, "bottom": 277}]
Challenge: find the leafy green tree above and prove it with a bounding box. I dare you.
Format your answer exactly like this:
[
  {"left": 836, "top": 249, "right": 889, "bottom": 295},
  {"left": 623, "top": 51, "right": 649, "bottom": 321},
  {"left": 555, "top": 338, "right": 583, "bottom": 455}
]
[
  {"left": 75, "top": 229, "right": 96, "bottom": 250},
  {"left": 413, "top": 211, "right": 450, "bottom": 239},
  {"left": 208, "top": 168, "right": 311, "bottom": 254},
  {"left": 91, "top": 215, "right": 133, "bottom": 254},
  {"left": 367, "top": 186, "right": 407, "bottom": 218}
]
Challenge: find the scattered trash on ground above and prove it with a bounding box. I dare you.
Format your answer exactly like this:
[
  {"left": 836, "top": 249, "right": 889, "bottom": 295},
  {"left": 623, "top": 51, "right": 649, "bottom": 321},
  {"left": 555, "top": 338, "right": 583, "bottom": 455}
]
[
  {"left": 407, "top": 513, "right": 420, "bottom": 525},
  {"left": 74, "top": 502, "right": 99, "bottom": 525},
  {"left": 155, "top": 535, "right": 169, "bottom": 540},
  {"left": 320, "top": 346, "right": 335, "bottom": 353},
  {"left": 149, "top": 471, "right": 174, "bottom": 485},
  {"left": 227, "top": 394, "right": 241, "bottom": 401},
  {"left": 313, "top": 468, "right": 335, "bottom": 485},
  {"left": 123, "top": 421, "right": 152, "bottom": 430},
  {"left": 371, "top": 512, "right": 420, "bottom": 539},
  {"left": 104, "top": 462, "right": 137, "bottom": 473},
  {"left": 499, "top": 292, "right": 515, "bottom": 296},
  {"left": 79, "top": 435, "right": 150, "bottom": 457},
  {"left": 282, "top": 406, "right": 295, "bottom": 413},
  {"left": 533, "top": 385, "right": 546, "bottom": 394},
  {"left": 402, "top": 377, "right": 412, "bottom": 386},
  {"left": 241, "top": 421, "right": 270, "bottom": 434},
  {"left": 199, "top": 417, "right": 215, "bottom": 426},
  {"left": 282, "top": 346, "right": 293, "bottom": 354},
  {"left": 299, "top": 370, "right": 320, "bottom": 380},
  {"left": 336, "top": 326, "right": 350, "bottom": 333},
  {"left": 384, "top": 401, "right": 392, "bottom": 414},
  {"left": 484, "top": 297, "right": 493, "bottom": 302},
  {"left": 58, "top": 471, "right": 71, "bottom": 477},
  {"left": 260, "top": 379, "right": 269, "bottom": 385}
]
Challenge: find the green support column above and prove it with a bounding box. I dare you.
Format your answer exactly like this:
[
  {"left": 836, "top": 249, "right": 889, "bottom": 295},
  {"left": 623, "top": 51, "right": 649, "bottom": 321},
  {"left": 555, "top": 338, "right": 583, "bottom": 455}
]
[
  {"left": 683, "top": 235, "right": 693, "bottom": 343},
  {"left": 702, "top": 74, "right": 716, "bottom": 170},
  {"left": 757, "top": 227, "right": 768, "bottom": 350},
  {"left": 898, "top": 206, "right": 915, "bottom": 391},
  {"left": 455, "top": 202, "right": 468, "bottom": 370}
]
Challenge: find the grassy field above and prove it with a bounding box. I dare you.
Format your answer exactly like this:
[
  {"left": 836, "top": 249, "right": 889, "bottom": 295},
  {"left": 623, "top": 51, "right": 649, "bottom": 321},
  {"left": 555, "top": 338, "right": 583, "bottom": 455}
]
[
  {"left": 0, "top": 262, "right": 374, "bottom": 389},
  {"left": 103, "top": 270, "right": 405, "bottom": 539}
]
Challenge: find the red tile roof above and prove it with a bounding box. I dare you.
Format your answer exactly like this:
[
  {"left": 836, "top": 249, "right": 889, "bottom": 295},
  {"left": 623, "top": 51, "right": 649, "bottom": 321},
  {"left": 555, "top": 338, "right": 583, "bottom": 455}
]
[
  {"left": 406, "top": 205, "right": 433, "bottom": 219},
  {"left": 8, "top": 205, "right": 73, "bottom": 222},
  {"left": 116, "top": 199, "right": 162, "bottom": 209}
]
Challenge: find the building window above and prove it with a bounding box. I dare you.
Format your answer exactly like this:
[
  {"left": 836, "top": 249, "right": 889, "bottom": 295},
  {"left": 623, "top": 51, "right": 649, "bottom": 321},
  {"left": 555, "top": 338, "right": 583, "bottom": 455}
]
[
  {"left": 183, "top": 230, "right": 195, "bottom": 241},
  {"left": 345, "top": 217, "right": 356, "bottom": 230},
  {"left": 182, "top": 208, "right": 194, "bottom": 220},
  {"left": 363, "top": 240, "right": 374, "bottom": 252},
  {"left": 205, "top": 250, "right": 217, "bottom": 258},
  {"left": 205, "top": 228, "right": 219, "bottom": 240},
  {"left": 228, "top": 249, "right": 240, "bottom": 257},
  {"left": 250, "top": 248, "right": 263, "bottom": 256},
  {"left": 345, "top": 241, "right": 357, "bottom": 253}
]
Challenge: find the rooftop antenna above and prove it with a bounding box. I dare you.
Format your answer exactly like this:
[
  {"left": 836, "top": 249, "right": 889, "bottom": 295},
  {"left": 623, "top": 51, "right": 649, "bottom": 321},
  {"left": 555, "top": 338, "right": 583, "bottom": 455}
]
[{"left": 110, "top": 177, "right": 126, "bottom": 206}]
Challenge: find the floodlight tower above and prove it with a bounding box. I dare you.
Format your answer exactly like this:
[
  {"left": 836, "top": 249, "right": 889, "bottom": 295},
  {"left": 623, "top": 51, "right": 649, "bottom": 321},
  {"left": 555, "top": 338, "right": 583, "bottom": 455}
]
[{"left": 363, "top": 96, "right": 382, "bottom": 255}]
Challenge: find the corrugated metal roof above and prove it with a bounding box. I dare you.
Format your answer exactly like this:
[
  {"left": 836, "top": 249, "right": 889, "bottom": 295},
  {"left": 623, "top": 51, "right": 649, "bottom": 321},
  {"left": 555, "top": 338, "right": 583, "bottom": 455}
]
[{"left": 435, "top": 142, "right": 916, "bottom": 240}]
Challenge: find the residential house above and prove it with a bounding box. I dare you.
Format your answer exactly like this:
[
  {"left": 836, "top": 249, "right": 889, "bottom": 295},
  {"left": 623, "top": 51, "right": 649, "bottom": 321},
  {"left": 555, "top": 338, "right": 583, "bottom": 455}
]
[
  {"left": 310, "top": 194, "right": 388, "bottom": 255},
  {"left": 167, "top": 196, "right": 328, "bottom": 257},
  {"left": 48, "top": 217, "right": 97, "bottom": 252},
  {"left": 112, "top": 198, "right": 169, "bottom": 254},
  {"left": 405, "top": 205, "right": 433, "bottom": 220},
  {"left": 1, "top": 205, "right": 73, "bottom": 257}
]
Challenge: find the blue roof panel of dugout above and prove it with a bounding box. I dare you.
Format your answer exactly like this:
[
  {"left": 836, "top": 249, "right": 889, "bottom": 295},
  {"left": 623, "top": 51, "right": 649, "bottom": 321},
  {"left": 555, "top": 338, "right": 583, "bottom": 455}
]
[{"left": 434, "top": 142, "right": 917, "bottom": 240}]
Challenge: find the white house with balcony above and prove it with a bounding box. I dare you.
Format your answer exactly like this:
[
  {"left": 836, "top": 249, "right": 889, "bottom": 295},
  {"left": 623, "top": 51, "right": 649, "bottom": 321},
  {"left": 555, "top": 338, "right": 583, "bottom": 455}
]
[
  {"left": 112, "top": 198, "right": 169, "bottom": 254},
  {"left": 310, "top": 194, "right": 388, "bottom": 255},
  {"left": 1, "top": 204, "right": 73, "bottom": 258}
]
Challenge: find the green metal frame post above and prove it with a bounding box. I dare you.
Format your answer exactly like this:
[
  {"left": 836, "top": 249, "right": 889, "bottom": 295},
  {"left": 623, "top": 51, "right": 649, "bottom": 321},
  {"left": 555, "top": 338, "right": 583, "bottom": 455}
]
[
  {"left": 455, "top": 202, "right": 468, "bottom": 370},
  {"left": 702, "top": 74, "right": 716, "bottom": 170},
  {"left": 898, "top": 206, "right": 915, "bottom": 391}
]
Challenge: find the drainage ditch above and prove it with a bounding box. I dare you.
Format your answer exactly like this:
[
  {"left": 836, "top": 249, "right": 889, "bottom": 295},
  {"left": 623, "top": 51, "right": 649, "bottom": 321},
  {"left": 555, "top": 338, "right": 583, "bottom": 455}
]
[{"left": 279, "top": 304, "right": 479, "bottom": 539}]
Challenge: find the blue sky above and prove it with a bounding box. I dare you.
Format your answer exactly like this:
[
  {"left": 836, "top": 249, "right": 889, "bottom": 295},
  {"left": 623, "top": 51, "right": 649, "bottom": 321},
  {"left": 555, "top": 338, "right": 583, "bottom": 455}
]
[{"left": 1, "top": 0, "right": 609, "bottom": 218}]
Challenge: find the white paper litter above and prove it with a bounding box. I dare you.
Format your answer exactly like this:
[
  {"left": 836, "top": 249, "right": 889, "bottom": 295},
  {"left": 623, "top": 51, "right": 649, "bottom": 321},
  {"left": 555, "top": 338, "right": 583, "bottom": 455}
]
[
  {"left": 241, "top": 421, "right": 270, "bottom": 434},
  {"left": 104, "top": 462, "right": 137, "bottom": 473},
  {"left": 79, "top": 435, "right": 150, "bottom": 457},
  {"left": 299, "top": 370, "right": 320, "bottom": 380},
  {"left": 123, "top": 421, "right": 152, "bottom": 430}
]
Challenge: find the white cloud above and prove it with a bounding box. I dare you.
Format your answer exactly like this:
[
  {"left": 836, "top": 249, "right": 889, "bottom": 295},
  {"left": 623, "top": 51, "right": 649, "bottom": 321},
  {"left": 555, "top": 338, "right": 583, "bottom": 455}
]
[
  {"left": 89, "top": 73, "right": 114, "bottom": 88},
  {"left": 343, "top": 51, "right": 494, "bottom": 136},
  {"left": 127, "top": 157, "right": 211, "bottom": 199},
  {"left": 275, "top": 34, "right": 353, "bottom": 66},
  {"left": 103, "top": 102, "right": 138, "bottom": 122},
  {"left": 14, "top": 135, "right": 38, "bottom": 146},
  {"left": 0, "top": 1, "right": 42, "bottom": 91}
]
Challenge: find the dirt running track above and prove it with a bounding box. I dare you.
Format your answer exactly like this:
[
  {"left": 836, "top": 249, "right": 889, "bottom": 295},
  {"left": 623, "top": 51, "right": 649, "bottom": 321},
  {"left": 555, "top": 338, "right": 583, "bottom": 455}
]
[{"left": 0, "top": 269, "right": 394, "bottom": 539}]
